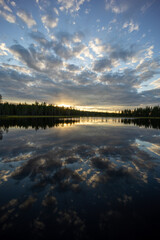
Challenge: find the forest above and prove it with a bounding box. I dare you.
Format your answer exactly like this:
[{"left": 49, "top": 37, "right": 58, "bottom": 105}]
[
  {"left": 121, "top": 106, "right": 160, "bottom": 117},
  {"left": 0, "top": 95, "right": 160, "bottom": 117},
  {"left": 0, "top": 100, "right": 108, "bottom": 117}
]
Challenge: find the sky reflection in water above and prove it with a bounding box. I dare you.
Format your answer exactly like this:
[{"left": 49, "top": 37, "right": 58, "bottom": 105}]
[{"left": 0, "top": 117, "right": 160, "bottom": 240}]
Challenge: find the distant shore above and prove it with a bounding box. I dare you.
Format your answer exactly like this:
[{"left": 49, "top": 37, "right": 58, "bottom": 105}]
[
  {"left": 1, "top": 115, "right": 160, "bottom": 119},
  {"left": 0, "top": 115, "right": 78, "bottom": 118}
]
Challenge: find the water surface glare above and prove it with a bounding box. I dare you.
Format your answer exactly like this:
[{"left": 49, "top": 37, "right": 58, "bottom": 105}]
[{"left": 0, "top": 117, "right": 160, "bottom": 240}]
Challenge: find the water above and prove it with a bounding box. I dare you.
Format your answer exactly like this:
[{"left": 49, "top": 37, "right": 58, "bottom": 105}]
[{"left": 0, "top": 117, "right": 160, "bottom": 240}]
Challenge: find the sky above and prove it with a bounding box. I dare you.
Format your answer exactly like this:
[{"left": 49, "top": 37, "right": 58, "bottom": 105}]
[{"left": 0, "top": 0, "right": 160, "bottom": 112}]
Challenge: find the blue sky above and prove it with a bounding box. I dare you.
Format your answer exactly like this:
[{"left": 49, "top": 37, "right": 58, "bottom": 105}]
[{"left": 0, "top": 0, "right": 160, "bottom": 111}]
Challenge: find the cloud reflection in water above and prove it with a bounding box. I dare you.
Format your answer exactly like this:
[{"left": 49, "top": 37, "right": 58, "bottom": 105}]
[{"left": 0, "top": 117, "right": 160, "bottom": 239}]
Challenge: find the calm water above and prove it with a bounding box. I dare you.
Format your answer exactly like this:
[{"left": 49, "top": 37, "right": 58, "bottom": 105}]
[{"left": 1, "top": 117, "right": 160, "bottom": 240}]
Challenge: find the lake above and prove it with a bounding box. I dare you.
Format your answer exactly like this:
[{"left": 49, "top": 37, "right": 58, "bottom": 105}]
[{"left": 0, "top": 117, "right": 160, "bottom": 240}]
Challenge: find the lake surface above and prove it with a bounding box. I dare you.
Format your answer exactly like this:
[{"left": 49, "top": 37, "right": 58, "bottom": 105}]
[{"left": 1, "top": 117, "right": 160, "bottom": 240}]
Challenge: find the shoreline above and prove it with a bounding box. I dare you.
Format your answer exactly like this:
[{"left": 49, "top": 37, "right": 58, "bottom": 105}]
[{"left": 1, "top": 115, "right": 160, "bottom": 119}]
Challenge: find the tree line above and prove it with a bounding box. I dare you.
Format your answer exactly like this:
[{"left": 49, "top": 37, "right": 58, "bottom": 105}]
[
  {"left": 0, "top": 101, "right": 108, "bottom": 117},
  {"left": 121, "top": 106, "right": 160, "bottom": 117},
  {"left": 0, "top": 95, "right": 160, "bottom": 117}
]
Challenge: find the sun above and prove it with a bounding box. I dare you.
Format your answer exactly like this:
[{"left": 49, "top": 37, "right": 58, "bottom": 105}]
[{"left": 57, "top": 104, "right": 72, "bottom": 108}]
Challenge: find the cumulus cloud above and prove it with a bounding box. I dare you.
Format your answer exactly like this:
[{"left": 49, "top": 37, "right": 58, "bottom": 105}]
[
  {"left": 123, "top": 20, "right": 139, "bottom": 32},
  {"left": 58, "top": 0, "right": 87, "bottom": 13},
  {"left": 0, "top": 43, "right": 9, "bottom": 55},
  {"left": 0, "top": 0, "right": 12, "bottom": 12},
  {"left": 108, "top": 44, "right": 138, "bottom": 62},
  {"left": 9, "top": 44, "right": 62, "bottom": 72},
  {"left": 136, "top": 58, "right": 160, "bottom": 73},
  {"left": 89, "top": 39, "right": 105, "bottom": 57},
  {"left": 29, "top": 31, "right": 51, "bottom": 47},
  {"left": 2, "top": 63, "right": 31, "bottom": 75},
  {"left": 0, "top": 9, "right": 16, "bottom": 23},
  {"left": 100, "top": 69, "right": 137, "bottom": 87},
  {"left": 2, "top": 31, "right": 159, "bottom": 107},
  {"left": 17, "top": 9, "right": 36, "bottom": 28},
  {"left": 53, "top": 42, "right": 73, "bottom": 59},
  {"left": 1, "top": 57, "right": 160, "bottom": 108},
  {"left": 29, "top": 30, "right": 87, "bottom": 61},
  {"left": 66, "top": 64, "right": 80, "bottom": 72},
  {"left": 41, "top": 14, "right": 58, "bottom": 29},
  {"left": 56, "top": 31, "right": 72, "bottom": 45},
  {"left": 82, "top": 46, "right": 93, "bottom": 60},
  {"left": 93, "top": 58, "right": 112, "bottom": 72},
  {"left": 75, "top": 70, "right": 97, "bottom": 85},
  {"left": 52, "top": 40, "right": 85, "bottom": 60},
  {"left": 145, "top": 45, "right": 154, "bottom": 59},
  {"left": 91, "top": 44, "right": 140, "bottom": 72},
  {"left": 105, "top": 0, "right": 154, "bottom": 18},
  {"left": 136, "top": 58, "right": 160, "bottom": 83},
  {"left": 10, "top": 1, "right": 16, "bottom": 7},
  {"left": 72, "top": 31, "right": 84, "bottom": 43},
  {"left": 105, "top": 0, "right": 129, "bottom": 14}
]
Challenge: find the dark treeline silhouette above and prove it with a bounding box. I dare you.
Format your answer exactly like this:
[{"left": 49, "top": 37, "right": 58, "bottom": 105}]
[
  {"left": 0, "top": 97, "right": 160, "bottom": 117},
  {"left": 121, "top": 106, "right": 160, "bottom": 117},
  {"left": 0, "top": 117, "right": 80, "bottom": 131},
  {"left": 121, "top": 118, "right": 160, "bottom": 129},
  {"left": 0, "top": 101, "right": 109, "bottom": 117},
  {"left": 1, "top": 118, "right": 160, "bottom": 137}
]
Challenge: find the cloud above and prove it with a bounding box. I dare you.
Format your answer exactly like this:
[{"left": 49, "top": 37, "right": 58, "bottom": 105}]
[
  {"left": 41, "top": 14, "right": 58, "bottom": 29},
  {"left": 35, "top": 0, "right": 51, "bottom": 11},
  {"left": 56, "top": 31, "right": 85, "bottom": 47},
  {"left": 0, "top": 0, "right": 12, "bottom": 12},
  {"left": 10, "top": 1, "right": 16, "bottom": 7},
  {"left": 72, "top": 31, "right": 84, "bottom": 43},
  {"left": 75, "top": 70, "right": 97, "bottom": 85},
  {"left": 66, "top": 64, "right": 80, "bottom": 71},
  {"left": 149, "top": 78, "right": 160, "bottom": 89},
  {"left": 145, "top": 45, "right": 154, "bottom": 59},
  {"left": 56, "top": 31, "right": 72, "bottom": 45},
  {"left": 0, "top": 43, "right": 9, "bottom": 55},
  {"left": 17, "top": 9, "right": 36, "bottom": 28},
  {"left": 57, "top": 0, "right": 87, "bottom": 13},
  {"left": 108, "top": 44, "right": 138, "bottom": 62},
  {"left": 1, "top": 24, "right": 160, "bottom": 109},
  {"left": 10, "top": 44, "right": 40, "bottom": 71},
  {"left": 123, "top": 20, "right": 139, "bottom": 32},
  {"left": 93, "top": 58, "right": 112, "bottom": 72},
  {"left": 89, "top": 39, "right": 106, "bottom": 57},
  {"left": 53, "top": 42, "right": 73, "bottom": 59},
  {"left": 19, "top": 196, "right": 37, "bottom": 209},
  {"left": 100, "top": 69, "right": 139, "bottom": 88},
  {"left": 52, "top": 40, "right": 85, "bottom": 60},
  {"left": 9, "top": 44, "right": 62, "bottom": 72},
  {"left": 29, "top": 31, "right": 51, "bottom": 47},
  {"left": 136, "top": 58, "right": 160, "bottom": 82},
  {"left": 141, "top": 0, "right": 155, "bottom": 13},
  {"left": 92, "top": 44, "right": 139, "bottom": 72},
  {"left": 2, "top": 63, "right": 31, "bottom": 75},
  {"left": 53, "top": 7, "right": 59, "bottom": 15},
  {"left": 105, "top": 0, "right": 154, "bottom": 18},
  {"left": 81, "top": 46, "right": 93, "bottom": 60},
  {"left": 0, "top": 65, "right": 41, "bottom": 102},
  {"left": 1, "top": 29, "right": 157, "bottom": 107},
  {"left": 0, "top": 9, "right": 16, "bottom": 23},
  {"left": 105, "top": 0, "right": 129, "bottom": 14},
  {"left": 29, "top": 30, "right": 86, "bottom": 60}
]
